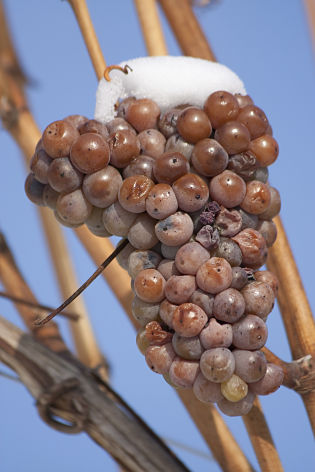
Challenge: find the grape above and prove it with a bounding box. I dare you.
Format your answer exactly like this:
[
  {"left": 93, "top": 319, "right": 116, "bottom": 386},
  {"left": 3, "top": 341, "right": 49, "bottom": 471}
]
[
  {"left": 42, "top": 184, "right": 59, "bottom": 209},
  {"left": 195, "top": 225, "right": 220, "bottom": 250},
  {"left": 238, "top": 105, "right": 269, "bottom": 139},
  {"left": 252, "top": 166, "right": 269, "bottom": 183},
  {"left": 134, "top": 268, "right": 166, "bottom": 303},
  {"left": 153, "top": 151, "right": 190, "bottom": 184},
  {"left": 131, "top": 296, "right": 160, "bottom": 326},
  {"left": 158, "top": 259, "right": 180, "bottom": 280},
  {"left": 169, "top": 357, "right": 200, "bottom": 388},
  {"left": 175, "top": 242, "right": 210, "bottom": 275},
  {"left": 212, "top": 238, "right": 243, "bottom": 267},
  {"left": 56, "top": 189, "right": 92, "bottom": 225},
  {"left": 106, "top": 117, "right": 136, "bottom": 134},
  {"left": 238, "top": 208, "right": 259, "bottom": 230},
  {"left": 103, "top": 201, "right": 137, "bottom": 237},
  {"left": 64, "top": 114, "right": 88, "bottom": 129},
  {"left": 116, "top": 241, "right": 135, "bottom": 271},
  {"left": 159, "top": 299, "right": 177, "bottom": 328},
  {"left": 70, "top": 133, "right": 110, "bottom": 174},
  {"left": 193, "top": 372, "right": 224, "bottom": 403},
  {"left": 249, "top": 363, "right": 284, "bottom": 395},
  {"left": 227, "top": 150, "right": 258, "bottom": 181},
  {"left": 42, "top": 120, "right": 79, "bottom": 158},
  {"left": 191, "top": 139, "right": 228, "bottom": 177},
  {"left": 259, "top": 186, "right": 281, "bottom": 220},
  {"left": 172, "top": 173, "right": 209, "bottom": 212},
  {"left": 161, "top": 243, "right": 181, "bottom": 259},
  {"left": 125, "top": 98, "right": 160, "bottom": 132},
  {"left": 232, "top": 228, "right": 267, "bottom": 269},
  {"left": 215, "top": 207, "right": 242, "bottom": 237},
  {"left": 209, "top": 170, "right": 246, "bottom": 208},
  {"left": 241, "top": 281, "right": 275, "bottom": 319},
  {"left": 165, "top": 134, "right": 194, "bottom": 161},
  {"left": 47, "top": 157, "right": 83, "bottom": 193},
  {"left": 165, "top": 275, "right": 196, "bottom": 304},
  {"left": 254, "top": 270, "right": 279, "bottom": 296},
  {"left": 138, "top": 129, "right": 166, "bottom": 158},
  {"left": 172, "top": 303, "right": 207, "bottom": 337},
  {"left": 200, "top": 348, "right": 235, "bottom": 383},
  {"left": 54, "top": 210, "right": 82, "bottom": 228},
  {"left": 83, "top": 166, "right": 122, "bottom": 208},
  {"left": 136, "top": 327, "right": 150, "bottom": 355},
  {"left": 257, "top": 219, "right": 277, "bottom": 247},
  {"left": 232, "top": 314, "right": 268, "bottom": 350},
  {"left": 145, "top": 343, "right": 176, "bottom": 375},
  {"left": 128, "top": 250, "right": 162, "bottom": 279},
  {"left": 176, "top": 106, "right": 212, "bottom": 144},
  {"left": 108, "top": 129, "right": 140, "bottom": 169},
  {"left": 30, "top": 149, "right": 52, "bottom": 184},
  {"left": 172, "top": 333, "right": 204, "bottom": 360},
  {"left": 199, "top": 318, "right": 233, "bottom": 349},
  {"left": 233, "top": 349, "right": 267, "bottom": 383},
  {"left": 155, "top": 212, "right": 193, "bottom": 246},
  {"left": 128, "top": 214, "right": 159, "bottom": 249},
  {"left": 190, "top": 289, "right": 214, "bottom": 316},
  {"left": 118, "top": 175, "right": 154, "bottom": 213},
  {"left": 123, "top": 155, "right": 155, "bottom": 180},
  {"left": 158, "top": 108, "right": 182, "bottom": 138},
  {"left": 240, "top": 180, "right": 271, "bottom": 215},
  {"left": 221, "top": 374, "right": 248, "bottom": 402},
  {"left": 234, "top": 94, "right": 253, "bottom": 108},
  {"left": 78, "top": 119, "right": 109, "bottom": 139},
  {"left": 145, "top": 184, "right": 178, "bottom": 220},
  {"left": 231, "top": 267, "right": 248, "bottom": 290},
  {"left": 204, "top": 91, "right": 239, "bottom": 129},
  {"left": 214, "top": 121, "right": 250, "bottom": 154},
  {"left": 116, "top": 97, "right": 136, "bottom": 119},
  {"left": 25, "top": 174, "right": 45, "bottom": 205},
  {"left": 249, "top": 135, "right": 279, "bottom": 166},
  {"left": 213, "top": 288, "right": 245, "bottom": 323},
  {"left": 217, "top": 391, "right": 255, "bottom": 416},
  {"left": 86, "top": 207, "right": 110, "bottom": 235},
  {"left": 163, "top": 372, "right": 184, "bottom": 389},
  {"left": 196, "top": 257, "right": 233, "bottom": 294}
]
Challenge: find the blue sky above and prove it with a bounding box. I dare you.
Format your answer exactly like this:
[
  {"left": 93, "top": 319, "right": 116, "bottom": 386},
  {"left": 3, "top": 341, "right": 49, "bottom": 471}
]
[{"left": 1, "top": 1, "right": 315, "bottom": 471}]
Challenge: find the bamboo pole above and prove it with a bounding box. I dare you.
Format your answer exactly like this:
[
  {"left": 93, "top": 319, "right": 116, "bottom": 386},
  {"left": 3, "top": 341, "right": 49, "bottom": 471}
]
[
  {"left": 133, "top": 0, "right": 168, "bottom": 56},
  {"left": 303, "top": 0, "right": 315, "bottom": 52}
]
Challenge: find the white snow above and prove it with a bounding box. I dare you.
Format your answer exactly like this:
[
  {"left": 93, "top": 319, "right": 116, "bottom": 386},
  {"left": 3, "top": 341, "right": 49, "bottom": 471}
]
[{"left": 94, "top": 56, "right": 246, "bottom": 123}]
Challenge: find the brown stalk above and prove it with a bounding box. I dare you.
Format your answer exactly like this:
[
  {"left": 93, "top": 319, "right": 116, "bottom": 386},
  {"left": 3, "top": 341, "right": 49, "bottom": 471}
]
[
  {"left": 303, "top": 0, "right": 315, "bottom": 53},
  {"left": 0, "top": 233, "right": 68, "bottom": 354},
  {"left": 158, "top": 0, "right": 216, "bottom": 60},
  {"left": 133, "top": 0, "right": 168, "bottom": 55}
]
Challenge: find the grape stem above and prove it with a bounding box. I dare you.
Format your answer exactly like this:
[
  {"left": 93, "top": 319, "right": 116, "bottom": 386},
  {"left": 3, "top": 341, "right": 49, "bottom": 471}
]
[
  {"left": 34, "top": 239, "right": 129, "bottom": 327},
  {"left": 103, "top": 64, "right": 133, "bottom": 82}
]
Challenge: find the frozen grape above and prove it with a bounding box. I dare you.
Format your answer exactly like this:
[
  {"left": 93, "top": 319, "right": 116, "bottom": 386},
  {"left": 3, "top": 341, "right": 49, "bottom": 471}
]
[
  {"left": 177, "top": 107, "right": 212, "bottom": 144},
  {"left": 190, "top": 289, "right": 214, "bottom": 316},
  {"left": 175, "top": 242, "right": 210, "bottom": 275},
  {"left": 238, "top": 105, "right": 269, "bottom": 139},
  {"left": 199, "top": 318, "right": 233, "bottom": 349},
  {"left": 172, "top": 333, "right": 203, "bottom": 360},
  {"left": 123, "top": 155, "right": 155, "bottom": 180},
  {"left": 241, "top": 281, "right": 275, "bottom": 319},
  {"left": 254, "top": 270, "right": 279, "bottom": 296},
  {"left": 107, "top": 117, "right": 136, "bottom": 134},
  {"left": 238, "top": 208, "right": 259, "bottom": 230},
  {"left": 47, "top": 157, "right": 83, "bottom": 193},
  {"left": 103, "top": 201, "right": 137, "bottom": 236},
  {"left": 169, "top": 357, "right": 200, "bottom": 388},
  {"left": 25, "top": 174, "right": 45, "bottom": 205},
  {"left": 161, "top": 243, "right": 181, "bottom": 259},
  {"left": 232, "top": 228, "right": 267, "bottom": 269},
  {"left": 200, "top": 348, "right": 235, "bottom": 383},
  {"left": 172, "top": 173, "right": 209, "bottom": 212},
  {"left": 134, "top": 268, "right": 166, "bottom": 303},
  {"left": 227, "top": 150, "right": 257, "bottom": 181},
  {"left": 196, "top": 257, "right": 233, "bottom": 294},
  {"left": 138, "top": 129, "right": 166, "bottom": 158},
  {"left": 116, "top": 97, "right": 136, "bottom": 119},
  {"left": 252, "top": 166, "right": 269, "bottom": 183},
  {"left": 128, "top": 250, "right": 161, "bottom": 279},
  {"left": 159, "top": 299, "right": 177, "bottom": 328},
  {"left": 145, "top": 183, "right": 178, "bottom": 219},
  {"left": 70, "top": 133, "right": 110, "bottom": 174},
  {"left": 191, "top": 139, "right": 228, "bottom": 177},
  {"left": 83, "top": 166, "right": 122, "bottom": 208},
  {"left": 108, "top": 129, "right": 140, "bottom": 168},
  {"left": 165, "top": 134, "right": 194, "bottom": 161},
  {"left": 42, "top": 184, "right": 59, "bottom": 209},
  {"left": 232, "top": 314, "right": 268, "bottom": 350},
  {"left": 231, "top": 267, "right": 248, "bottom": 290},
  {"left": 234, "top": 94, "right": 253, "bottom": 108},
  {"left": 119, "top": 175, "right": 154, "bottom": 213},
  {"left": 56, "top": 189, "right": 92, "bottom": 225},
  {"left": 209, "top": 170, "right": 246, "bottom": 208},
  {"left": 214, "top": 121, "right": 250, "bottom": 154},
  {"left": 233, "top": 349, "right": 267, "bottom": 383},
  {"left": 259, "top": 186, "right": 281, "bottom": 220},
  {"left": 30, "top": 149, "right": 52, "bottom": 184},
  {"left": 204, "top": 91, "right": 239, "bottom": 129},
  {"left": 153, "top": 151, "right": 190, "bottom": 184},
  {"left": 249, "top": 363, "right": 284, "bottom": 395},
  {"left": 86, "top": 206, "right": 110, "bottom": 234},
  {"left": 249, "top": 135, "right": 279, "bottom": 166},
  {"left": 213, "top": 288, "right": 245, "bottom": 323},
  {"left": 215, "top": 207, "right": 242, "bottom": 237},
  {"left": 257, "top": 219, "right": 277, "bottom": 247},
  {"left": 78, "top": 119, "right": 109, "bottom": 140},
  {"left": 193, "top": 372, "right": 224, "bottom": 403},
  {"left": 158, "top": 259, "right": 180, "bottom": 280},
  {"left": 221, "top": 374, "right": 248, "bottom": 402},
  {"left": 116, "top": 241, "right": 135, "bottom": 271},
  {"left": 212, "top": 238, "right": 243, "bottom": 267},
  {"left": 155, "top": 212, "right": 193, "bottom": 246},
  {"left": 125, "top": 98, "right": 160, "bottom": 132},
  {"left": 131, "top": 296, "right": 160, "bottom": 326},
  {"left": 64, "top": 114, "right": 88, "bottom": 129},
  {"left": 195, "top": 225, "right": 220, "bottom": 250},
  {"left": 217, "top": 391, "right": 255, "bottom": 416},
  {"left": 158, "top": 108, "right": 182, "bottom": 138},
  {"left": 128, "top": 214, "right": 159, "bottom": 249},
  {"left": 172, "top": 303, "right": 207, "bottom": 337},
  {"left": 145, "top": 343, "right": 175, "bottom": 375},
  {"left": 240, "top": 180, "right": 271, "bottom": 215},
  {"left": 136, "top": 327, "right": 150, "bottom": 355},
  {"left": 165, "top": 275, "right": 196, "bottom": 304},
  {"left": 42, "top": 120, "right": 79, "bottom": 158}
]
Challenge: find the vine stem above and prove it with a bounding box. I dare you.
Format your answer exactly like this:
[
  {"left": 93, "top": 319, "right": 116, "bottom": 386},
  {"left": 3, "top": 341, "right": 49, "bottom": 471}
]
[{"left": 133, "top": 0, "right": 168, "bottom": 55}]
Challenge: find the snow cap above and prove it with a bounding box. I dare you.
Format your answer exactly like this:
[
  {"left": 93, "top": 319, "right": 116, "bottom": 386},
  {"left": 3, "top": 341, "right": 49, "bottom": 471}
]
[{"left": 94, "top": 56, "right": 246, "bottom": 123}]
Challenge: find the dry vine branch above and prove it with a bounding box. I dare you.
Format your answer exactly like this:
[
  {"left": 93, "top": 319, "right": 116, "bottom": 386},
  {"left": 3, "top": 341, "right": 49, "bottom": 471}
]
[{"left": 0, "top": 315, "right": 189, "bottom": 472}]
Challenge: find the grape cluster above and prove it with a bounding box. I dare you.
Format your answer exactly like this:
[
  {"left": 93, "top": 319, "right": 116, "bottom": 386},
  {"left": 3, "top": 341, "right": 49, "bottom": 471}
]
[{"left": 25, "top": 90, "right": 284, "bottom": 416}]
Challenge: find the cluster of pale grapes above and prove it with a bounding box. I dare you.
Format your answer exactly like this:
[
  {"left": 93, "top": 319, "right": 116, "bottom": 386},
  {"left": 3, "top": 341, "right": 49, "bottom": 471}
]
[{"left": 25, "top": 90, "right": 284, "bottom": 416}]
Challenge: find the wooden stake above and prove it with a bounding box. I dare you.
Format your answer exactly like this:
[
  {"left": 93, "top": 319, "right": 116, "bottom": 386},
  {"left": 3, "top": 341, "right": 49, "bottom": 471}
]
[
  {"left": 303, "top": 0, "right": 315, "bottom": 53},
  {"left": 133, "top": 0, "right": 168, "bottom": 55}
]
